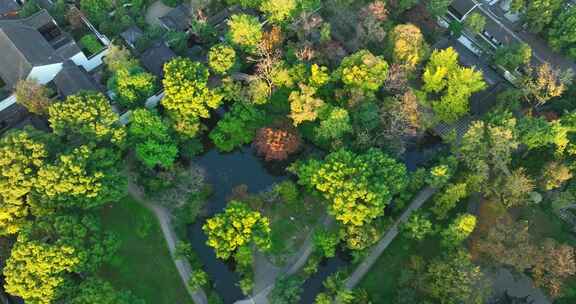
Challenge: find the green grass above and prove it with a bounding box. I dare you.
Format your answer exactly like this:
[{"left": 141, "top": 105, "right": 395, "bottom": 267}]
[
  {"left": 358, "top": 235, "right": 441, "bottom": 304},
  {"left": 99, "top": 196, "right": 192, "bottom": 304}
]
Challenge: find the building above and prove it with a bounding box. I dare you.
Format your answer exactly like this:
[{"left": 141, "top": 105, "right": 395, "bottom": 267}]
[
  {"left": 0, "top": 8, "right": 109, "bottom": 134},
  {"left": 0, "top": 0, "right": 19, "bottom": 18},
  {"left": 138, "top": 41, "right": 177, "bottom": 78},
  {"left": 159, "top": 3, "right": 192, "bottom": 32}
]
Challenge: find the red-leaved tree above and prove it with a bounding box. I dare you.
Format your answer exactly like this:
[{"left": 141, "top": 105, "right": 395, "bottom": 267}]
[{"left": 254, "top": 127, "right": 301, "bottom": 161}]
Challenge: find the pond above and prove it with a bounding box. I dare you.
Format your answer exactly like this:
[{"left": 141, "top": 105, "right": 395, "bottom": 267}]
[
  {"left": 188, "top": 146, "right": 287, "bottom": 303},
  {"left": 187, "top": 132, "right": 444, "bottom": 303}
]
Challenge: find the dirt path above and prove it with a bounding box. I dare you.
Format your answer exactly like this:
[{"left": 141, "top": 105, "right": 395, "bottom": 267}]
[
  {"left": 343, "top": 186, "right": 437, "bottom": 289},
  {"left": 127, "top": 182, "right": 208, "bottom": 304}
]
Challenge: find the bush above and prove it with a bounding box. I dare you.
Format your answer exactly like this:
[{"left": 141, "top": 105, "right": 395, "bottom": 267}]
[
  {"left": 270, "top": 275, "right": 305, "bottom": 304},
  {"left": 313, "top": 228, "right": 340, "bottom": 258},
  {"left": 162, "top": 0, "right": 183, "bottom": 7},
  {"left": 80, "top": 34, "right": 103, "bottom": 55},
  {"left": 188, "top": 269, "right": 208, "bottom": 291},
  {"left": 208, "top": 44, "right": 237, "bottom": 74}
]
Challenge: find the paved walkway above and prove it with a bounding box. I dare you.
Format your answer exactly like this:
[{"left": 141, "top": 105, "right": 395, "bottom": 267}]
[
  {"left": 343, "top": 186, "right": 438, "bottom": 289},
  {"left": 128, "top": 182, "right": 208, "bottom": 304},
  {"left": 235, "top": 216, "right": 333, "bottom": 304}
]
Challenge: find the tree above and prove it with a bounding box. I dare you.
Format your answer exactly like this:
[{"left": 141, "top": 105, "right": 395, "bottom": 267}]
[
  {"left": 253, "top": 126, "right": 301, "bottom": 161},
  {"left": 313, "top": 228, "right": 340, "bottom": 258},
  {"left": 464, "top": 12, "right": 486, "bottom": 34},
  {"left": 315, "top": 107, "right": 352, "bottom": 141},
  {"left": 388, "top": 24, "right": 429, "bottom": 69},
  {"left": 3, "top": 239, "right": 79, "bottom": 304},
  {"left": 260, "top": 0, "right": 297, "bottom": 24},
  {"left": 209, "top": 102, "right": 267, "bottom": 152},
  {"left": 335, "top": 50, "right": 389, "bottom": 93},
  {"left": 540, "top": 161, "right": 572, "bottom": 191},
  {"left": 289, "top": 84, "right": 325, "bottom": 126},
  {"left": 427, "top": 0, "right": 451, "bottom": 17},
  {"left": 493, "top": 43, "right": 532, "bottom": 71},
  {"left": 548, "top": 6, "right": 576, "bottom": 60},
  {"left": 162, "top": 58, "right": 223, "bottom": 138},
  {"left": 441, "top": 213, "right": 477, "bottom": 247},
  {"left": 15, "top": 79, "right": 51, "bottom": 115},
  {"left": 208, "top": 44, "right": 237, "bottom": 75},
  {"left": 226, "top": 14, "right": 263, "bottom": 53},
  {"left": 19, "top": 0, "right": 41, "bottom": 17},
  {"left": 402, "top": 212, "right": 434, "bottom": 241},
  {"left": 19, "top": 213, "right": 119, "bottom": 274},
  {"left": 103, "top": 44, "right": 138, "bottom": 73},
  {"left": 128, "top": 109, "right": 178, "bottom": 169},
  {"left": 432, "top": 182, "right": 468, "bottom": 220},
  {"left": 291, "top": 149, "right": 408, "bottom": 227},
  {"left": 533, "top": 239, "right": 576, "bottom": 298},
  {"left": 68, "top": 277, "right": 144, "bottom": 304},
  {"left": 521, "top": 63, "right": 571, "bottom": 108},
  {"left": 270, "top": 275, "right": 304, "bottom": 304},
  {"left": 203, "top": 200, "right": 271, "bottom": 259},
  {"left": 188, "top": 270, "right": 208, "bottom": 291},
  {"left": 48, "top": 92, "right": 126, "bottom": 145},
  {"left": 33, "top": 145, "right": 126, "bottom": 210},
  {"left": 357, "top": 1, "right": 388, "bottom": 45},
  {"left": 521, "top": 0, "right": 563, "bottom": 33},
  {"left": 424, "top": 249, "right": 490, "bottom": 304},
  {"left": 495, "top": 168, "right": 535, "bottom": 208},
  {"left": 423, "top": 48, "right": 486, "bottom": 123},
  {"left": 80, "top": 0, "right": 113, "bottom": 25},
  {"left": 108, "top": 67, "right": 156, "bottom": 109},
  {"left": 0, "top": 129, "right": 47, "bottom": 235}
]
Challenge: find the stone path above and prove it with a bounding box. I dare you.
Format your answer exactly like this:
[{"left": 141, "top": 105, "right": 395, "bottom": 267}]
[
  {"left": 343, "top": 186, "right": 438, "bottom": 289},
  {"left": 128, "top": 182, "right": 208, "bottom": 304}
]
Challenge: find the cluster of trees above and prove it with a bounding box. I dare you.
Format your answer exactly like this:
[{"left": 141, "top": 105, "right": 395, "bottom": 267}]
[{"left": 0, "top": 90, "right": 141, "bottom": 303}]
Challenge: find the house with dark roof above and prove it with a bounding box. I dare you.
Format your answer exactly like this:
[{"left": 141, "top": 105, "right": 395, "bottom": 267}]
[
  {"left": 138, "top": 41, "right": 176, "bottom": 78},
  {"left": 0, "top": 8, "right": 110, "bottom": 134},
  {"left": 120, "top": 25, "right": 144, "bottom": 49},
  {"left": 159, "top": 4, "right": 192, "bottom": 32}
]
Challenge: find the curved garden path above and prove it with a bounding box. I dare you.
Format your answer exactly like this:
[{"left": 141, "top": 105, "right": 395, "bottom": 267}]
[{"left": 127, "top": 182, "right": 208, "bottom": 304}]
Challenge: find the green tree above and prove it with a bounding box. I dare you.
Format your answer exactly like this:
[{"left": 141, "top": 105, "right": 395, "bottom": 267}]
[
  {"left": 548, "top": 6, "right": 576, "bottom": 60},
  {"left": 128, "top": 109, "right": 178, "bottom": 169},
  {"left": 464, "top": 12, "right": 486, "bottom": 34},
  {"left": 226, "top": 14, "right": 263, "bottom": 53},
  {"left": 441, "top": 213, "right": 477, "bottom": 247},
  {"left": 188, "top": 269, "right": 208, "bottom": 291},
  {"left": 427, "top": 0, "right": 451, "bottom": 17},
  {"left": 423, "top": 48, "right": 486, "bottom": 123},
  {"left": 33, "top": 145, "right": 126, "bottom": 210},
  {"left": 424, "top": 249, "right": 490, "bottom": 304},
  {"left": 162, "top": 58, "right": 223, "bottom": 138},
  {"left": 270, "top": 275, "right": 304, "bottom": 304},
  {"left": 103, "top": 44, "right": 138, "bottom": 73},
  {"left": 208, "top": 44, "right": 237, "bottom": 75},
  {"left": 203, "top": 200, "right": 271, "bottom": 259},
  {"left": 402, "top": 212, "right": 434, "bottom": 241},
  {"left": 3, "top": 239, "right": 79, "bottom": 304},
  {"left": 19, "top": 213, "right": 119, "bottom": 273},
  {"left": 291, "top": 149, "right": 408, "bottom": 227},
  {"left": 108, "top": 67, "right": 157, "bottom": 109},
  {"left": 260, "top": 0, "right": 297, "bottom": 24},
  {"left": 289, "top": 84, "right": 325, "bottom": 126},
  {"left": 0, "top": 129, "right": 47, "bottom": 235},
  {"left": 432, "top": 182, "right": 468, "bottom": 220},
  {"left": 80, "top": 0, "right": 113, "bottom": 25},
  {"left": 48, "top": 92, "right": 126, "bottom": 145},
  {"left": 388, "top": 24, "right": 429, "bottom": 69},
  {"left": 335, "top": 50, "right": 389, "bottom": 93},
  {"left": 493, "top": 43, "right": 532, "bottom": 71},
  {"left": 209, "top": 102, "right": 267, "bottom": 152},
  {"left": 313, "top": 228, "right": 340, "bottom": 258},
  {"left": 15, "top": 79, "right": 52, "bottom": 115},
  {"left": 19, "top": 0, "right": 41, "bottom": 17},
  {"left": 68, "top": 277, "right": 145, "bottom": 304},
  {"left": 315, "top": 107, "right": 352, "bottom": 141},
  {"left": 521, "top": 0, "right": 563, "bottom": 33}
]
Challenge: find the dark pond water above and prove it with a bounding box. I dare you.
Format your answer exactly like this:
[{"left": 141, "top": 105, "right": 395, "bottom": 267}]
[
  {"left": 187, "top": 132, "right": 444, "bottom": 303},
  {"left": 188, "top": 146, "right": 287, "bottom": 303}
]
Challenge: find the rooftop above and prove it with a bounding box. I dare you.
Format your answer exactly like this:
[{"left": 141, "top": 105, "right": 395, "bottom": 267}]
[
  {"left": 138, "top": 41, "right": 176, "bottom": 77},
  {"left": 53, "top": 60, "right": 101, "bottom": 97},
  {"left": 0, "top": 0, "right": 19, "bottom": 17},
  {"left": 159, "top": 4, "right": 192, "bottom": 32}
]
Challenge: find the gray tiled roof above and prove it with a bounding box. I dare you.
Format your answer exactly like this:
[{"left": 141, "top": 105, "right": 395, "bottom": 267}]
[
  {"left": 120, "top": 25, "right": 144, "bottom": 48},
  {"left": 139, "top": 41, "right": 176, "bottom": 77},
  {"left": 54, "top": 60, "right": 100, "bottom": 97},
  {"left": 159, "top": 4, "right": 192, "bottom": 32}
]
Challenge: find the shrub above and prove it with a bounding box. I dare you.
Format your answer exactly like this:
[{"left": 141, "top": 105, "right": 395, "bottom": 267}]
[{"left": 80, "top": 34, "right": 103, "bottom": 55}]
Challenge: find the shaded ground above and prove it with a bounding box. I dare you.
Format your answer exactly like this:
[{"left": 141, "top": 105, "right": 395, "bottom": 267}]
[
  {"left": 99, "top": 196, "right": 193, "bottom": 304},
  {"left": 145, "top": 1, "right": 173, "bottom": 26}
]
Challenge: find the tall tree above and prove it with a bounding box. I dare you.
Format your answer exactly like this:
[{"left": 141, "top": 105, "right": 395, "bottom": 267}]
[
  {"left": 162, "top": 58, "right": 223, "bottom": 139},
  {"left": 226, "top": 14, "right": 263, "bottom": 53},
  {"left": 209, "top": 102, "right": 267, "bottom": 152},
  {"left": 48, "top": 92, "right": 126, "bottom": 145},
  {"left": 108, "top": 67, "right": 157, "bottom": 109},
  {"left": 388, "top": 24, "right": 429, "bottom": 69},
  {"left": 128, "top": 109, "right": 178, "bottom": 169},
  {"left": 334, "top": 50, "right": 389, "bottom": 93},
  {"left": 67, "top": 277, "right": 145, "bottom": 304},
  {"left": 548, "top": 6, "right": 576, "bottom": 60},
  {"left": 289, "top": 84, "right": 325, "bottom": 126}
]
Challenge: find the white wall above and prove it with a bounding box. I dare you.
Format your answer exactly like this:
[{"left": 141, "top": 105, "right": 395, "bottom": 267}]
[
  {"left": 27, "top": 62, "right": 63, "bottom": 85},
  {"left": 70, "top": 48, "right": 109, "bottom": 72}
]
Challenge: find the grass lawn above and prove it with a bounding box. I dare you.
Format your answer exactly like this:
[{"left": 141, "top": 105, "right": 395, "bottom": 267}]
[
  {"left": 358, "top": 235, "right": 441, "bottom": 304},
  {"left": 99, "top": 196, "right": 192, "bottom": 304}
]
